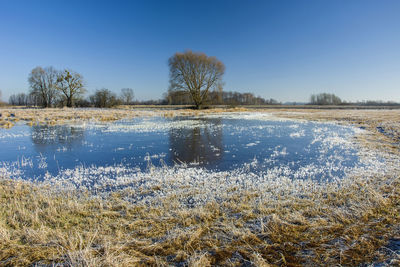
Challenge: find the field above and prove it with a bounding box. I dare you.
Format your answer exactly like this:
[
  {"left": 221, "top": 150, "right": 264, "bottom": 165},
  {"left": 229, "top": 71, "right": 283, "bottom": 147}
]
[{"left": 0, "top": 107, "right": 399, "bottom": 266}]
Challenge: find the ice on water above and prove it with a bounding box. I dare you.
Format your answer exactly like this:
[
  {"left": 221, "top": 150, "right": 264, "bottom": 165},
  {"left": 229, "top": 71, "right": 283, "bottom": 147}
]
[{"left": 0, "top": 112, "right": 395, "bottom": 203}]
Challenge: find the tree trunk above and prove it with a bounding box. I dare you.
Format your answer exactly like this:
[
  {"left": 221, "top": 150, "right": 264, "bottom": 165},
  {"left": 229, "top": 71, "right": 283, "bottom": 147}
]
[{"left": 67, "top": 97, "right": 72, "bottom": 107}]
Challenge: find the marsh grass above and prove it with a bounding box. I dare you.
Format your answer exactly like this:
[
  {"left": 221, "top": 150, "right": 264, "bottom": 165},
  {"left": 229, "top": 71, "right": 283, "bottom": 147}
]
[
  {"left": 0, "top": 107, "right": 249, "bottom": 128},
  {"left": 0, "top": 170, "right": 399, "bottom": 266}
]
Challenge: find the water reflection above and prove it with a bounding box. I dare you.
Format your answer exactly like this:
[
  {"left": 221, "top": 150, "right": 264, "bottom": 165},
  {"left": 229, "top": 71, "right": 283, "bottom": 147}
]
[
  {"left": 31, "top": 125, "right": 84, "bottom": 152},
  {"left": 0, "top": 116, "right": 363, "bottom": 182},
  {"left": 169, "top": 118, "right": 223, "bottom": 167}
]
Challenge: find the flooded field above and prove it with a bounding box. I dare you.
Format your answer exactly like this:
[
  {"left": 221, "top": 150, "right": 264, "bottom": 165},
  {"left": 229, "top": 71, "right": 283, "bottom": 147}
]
[{"left": 0, "top": 113, "right": 381, "bottom": 188}]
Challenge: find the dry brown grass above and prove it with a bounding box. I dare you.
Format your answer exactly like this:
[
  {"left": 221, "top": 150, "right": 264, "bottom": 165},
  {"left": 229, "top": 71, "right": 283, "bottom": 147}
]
[
  {"left": 0, "top": 172, "right": 399, "bottom": 266},
  {"left": 0, "top": 107, "right": 399, "bottom": 266},
  {"left": 0, "top": 107, "right": 251, "bottom": 128}
]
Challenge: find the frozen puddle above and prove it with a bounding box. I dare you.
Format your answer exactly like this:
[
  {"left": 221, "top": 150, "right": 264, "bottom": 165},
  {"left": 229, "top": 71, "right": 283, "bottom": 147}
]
[{"left": 0, "top": 112, "right": 389, "bottom": 193}]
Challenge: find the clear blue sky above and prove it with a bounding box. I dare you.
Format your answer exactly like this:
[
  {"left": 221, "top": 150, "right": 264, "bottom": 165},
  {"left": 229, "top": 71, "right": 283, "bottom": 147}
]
[{"left": 0, "top": 0, "right": 399, "bottom": 102}]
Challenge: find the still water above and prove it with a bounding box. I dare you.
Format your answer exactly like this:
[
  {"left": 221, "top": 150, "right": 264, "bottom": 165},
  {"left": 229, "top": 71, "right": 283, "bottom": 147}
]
[{"left": 0, "top": 114, "right": 361, "bottom": 181}]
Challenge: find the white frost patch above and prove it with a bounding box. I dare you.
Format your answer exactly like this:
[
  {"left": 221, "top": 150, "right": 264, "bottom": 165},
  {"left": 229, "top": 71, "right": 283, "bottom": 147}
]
[
  {"left": 0, "top": 131, "right": 30, "bottom": 139},
  {"left": 195, "top": 112, "right": 290, "bottom": 122},
  {"left": 290, "top": 130, "right": 305, "bottom": 138},
  {"left": 89, "top": 119, "right": 208, "bottom": 133},
  {"left": 271, "top": 146, "right": 288, "bottom": 157},
  {"left": 246, "top": 142, "right": 257, "bottom": 147},
  {"left": 29, "top": 144, "right": 396, "bottom": 206}
]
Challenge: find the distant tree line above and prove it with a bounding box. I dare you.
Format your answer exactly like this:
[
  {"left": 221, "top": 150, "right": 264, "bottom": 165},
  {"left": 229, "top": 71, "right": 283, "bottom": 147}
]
[
  {"left": 215, "top": 91, "right": 279, "bottom": 106},
  {"left": 308, "top": 93, "right": 399, "bottom": 106},
  {"left": 309, "top": 93, "right": 342, "bottom": 105},
  {"left": 351, "top": 100, "right": 400, "bottom": 106},
  {"left": 164, "top": 90, "right": 279, "bottom": 106},
  {"left": 8, "top": 93, "right": 37, "bottom": 106}
]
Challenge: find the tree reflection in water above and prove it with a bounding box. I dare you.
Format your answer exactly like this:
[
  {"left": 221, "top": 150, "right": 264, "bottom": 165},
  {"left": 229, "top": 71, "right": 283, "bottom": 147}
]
[
  {"left": 31, "top": 124, "right": 84, "bottom": 152},
  {"left": 169, "top": 118, "right": 223, "bottom": 167}
]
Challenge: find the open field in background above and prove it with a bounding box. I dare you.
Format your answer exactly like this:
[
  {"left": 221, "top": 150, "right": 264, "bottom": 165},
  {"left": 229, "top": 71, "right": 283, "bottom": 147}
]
[{"left": 0, "top": 107, "right": 399, "bottom": 266}]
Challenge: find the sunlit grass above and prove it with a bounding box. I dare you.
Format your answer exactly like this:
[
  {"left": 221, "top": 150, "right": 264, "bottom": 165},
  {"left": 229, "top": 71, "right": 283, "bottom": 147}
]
[{"left": 0, "top": 170, "right": 399, "bottom": 266}]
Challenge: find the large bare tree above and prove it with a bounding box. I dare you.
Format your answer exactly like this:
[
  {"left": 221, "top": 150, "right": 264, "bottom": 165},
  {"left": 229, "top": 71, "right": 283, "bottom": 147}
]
[
  {"left": 57, "top": 69, "right": 86, "bottom": 107},
  {"left": 28, "top": 66, "right": 58, "bottom": 108},
  {"left": 168, "top": 50, "right": 225, "bottom": 109}
]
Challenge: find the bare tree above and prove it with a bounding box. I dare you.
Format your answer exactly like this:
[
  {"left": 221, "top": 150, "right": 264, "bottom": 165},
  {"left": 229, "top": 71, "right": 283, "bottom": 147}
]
[
  {"left": 120, "top": 88, "right": 134, "bottom": 105},
  {"left": 168, "top": 50, "right": 225, "bottom": 109},
  {"left": 56, "top": 69, "right": 86, "bottom": 107},
  {"left": 28, "top": 66, "right": 58, "bottom": 108}
]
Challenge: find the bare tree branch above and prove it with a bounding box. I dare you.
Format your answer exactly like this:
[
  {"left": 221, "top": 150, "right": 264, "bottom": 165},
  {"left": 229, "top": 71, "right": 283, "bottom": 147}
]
[
  {"left": 120, "top": 88, "right": 135, "bottom": 105},
  {"left": 28, "top": 66, "right": 59, "bottom": 108},
  {"left": 168, "top": 50, "right": 225, "bottom": 109},
  {"left": 56, "top": 69, "right": 86, "bottom": 107}
]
